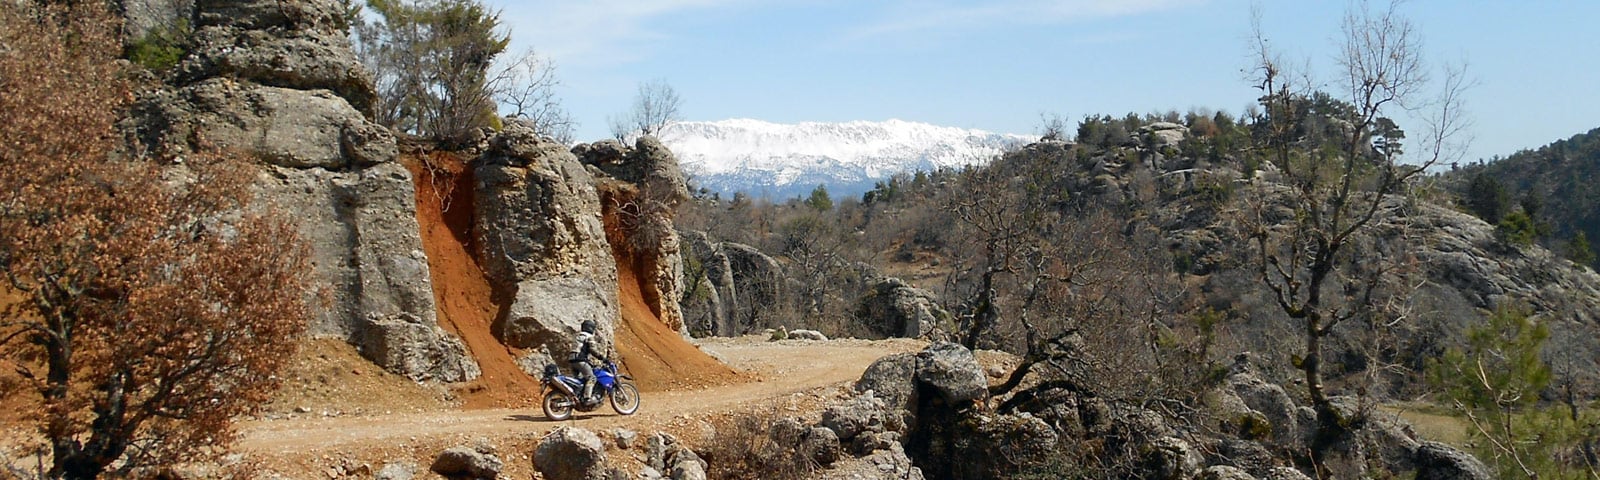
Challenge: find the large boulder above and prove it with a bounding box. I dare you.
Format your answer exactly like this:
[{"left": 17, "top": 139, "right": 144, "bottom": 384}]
[
  {"left": 914, "top": 342, "right": 988, "bottom": 405},
  {"left": 355, "top": 312, "right": 478, "bottom": 383},
  {"left": 137, "top": 79, "right": 394, "bottom": 169},
  {"left": 856, "top": 353, "right": 918, "bottom": 413},
  {"left": 911, "top": 412, "right": 1058, "bottom": 480},
  {"left": 822, "top": 391, "right": 899, "bottom": 442},
  {"left": 1141, "top": 436, "right": 1202, "bottom": 480},
  {"left": 1140, "top": 121, "right": 1188, "bottom": 149},
  {"left": 256, "top": 163, "right": 475, "bottom": 381},
  {"left": 474, "top": 123, "right": 618, "bottom": 352},
  {"left": 677, "top": 233, "right": 788, "bottom": 336},
  {"left": 182, "top": 0, "right": 377, "bottom": 113},
  {"left": 575, "top": 137, "right": 693, "bottom": 341},
  {"left": 179, "top": 28, "right": 375, "bottom": 114},
  {"left": 431, "top": 445, "right": 503, "bottom": 480},
  {"left": 854, "top": 277, "right": 953, "bottom": 340},
  {"left": 1223, "top": 357, "right": 1304, "bottom": 446},
  {"left": 1413, "top": 441, "right": 1493, "bottom": 480},
  {"left": 533, "top": 427, "right": 609, "bottom": 480},
  {"left": 644, "top": 433, "right": 706, "bottom": 480},
  {"left": 193, "top": 0, "right": 347, "bottom": 31}
]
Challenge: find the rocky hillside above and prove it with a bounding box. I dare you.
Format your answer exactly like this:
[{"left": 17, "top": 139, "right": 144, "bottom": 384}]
[{"left": 1442, "top": 126, "right": 1600, "bottom": 268}]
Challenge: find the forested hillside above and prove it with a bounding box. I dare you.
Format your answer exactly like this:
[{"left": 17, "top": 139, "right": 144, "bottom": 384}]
[{"left": 1447, "top": 127, "right": 1600, "bottom": 269}]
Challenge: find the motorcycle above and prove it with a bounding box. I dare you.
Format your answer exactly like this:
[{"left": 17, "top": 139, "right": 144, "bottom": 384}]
[{"left": 540, "top": 359, "right": 640, "bottom": 421}]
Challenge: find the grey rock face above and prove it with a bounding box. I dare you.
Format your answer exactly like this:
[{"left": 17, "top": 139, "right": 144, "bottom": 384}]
[
  {"left": 856, "top": 353, "right": 918, "bottom": 413},
  {"left": 1200, "top": 465, "right": 1258, "bottom": 480},
  {"left": 1142, "top": 436, "right": 1202, "bottom": 480},
  {"left": 822, "top": 391, "right": 897, "bottom": 442},
  {"left": 475, "top": 124, "right": 617, "bottom": 352},
  {"left": 193, "top": 0, "right": 346, "bottom": 31},
  {"left": 533, "top": 427, "right": 609, "bottom": 480},
  {"left": 802, "top": 426, "right": 843, "bottom": 466},
  {"left": 1225, "top": 368, "right": 1303, "bottom": 446},
  {"left": 180, "top": 28, "right": 376, "bottom": 114},
  {"left": 185, "top": 0, "right": 376, "bottom": 113},
  {"left": 1413, "top": 441, "right": 1493, "bottom": 480},
  {"left": 644, "top": 433, "right": 706, "bottom": 480},
  {"left": 355, "top": 313, "right": 478, "bottom": 383},
  {"left": 141, "top": 79, "right": 393, "bottom": 169},
  {"left": 256, "top": 163, "right": 474, "bottom": 381},
  {"left": 678, "top": 232, "right": 788, "bottom": 336},
  {"left": 431, "top": 446, "right": 503, "bottom": 480},
  {"left": 914, "top": 342, "right": 988, "bottom": 405},
  {"left": 1141, "top": 121, "right": 1188, "bottom": 148},
  {"left": 854, "top": 277, "right": 953, "bottom": 340}
]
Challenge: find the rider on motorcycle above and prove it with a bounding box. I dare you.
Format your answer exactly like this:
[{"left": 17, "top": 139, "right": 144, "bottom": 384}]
[{"left": 569, "top": 320, "right": 607, "bottom": 406}]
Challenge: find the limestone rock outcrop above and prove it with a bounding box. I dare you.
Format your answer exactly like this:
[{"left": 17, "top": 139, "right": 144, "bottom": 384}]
[
  {"left": 854, "top": 277, "right": 954, "bottom": 340},
  {"left": 136, "top": 0, "right": 389, "bottom": 167},
  {"left": 130, "top": 0, "right": 470, "bottom": 381},
  {"left": 575, "top": 136, "right": 693, "bottom": 335},
  {"left": 253, "top": 141, "right": 473, "bottom": 382},
  {"left": 533, "top": 427, "right": 610, "bottom": 480},
  {"left": 431, "top": 445, "right": 504, "bottom": 480},
  {"left": 474, "top": 122, "right": 617, "bottom": 354},
  {"left": 679, "top": 232, "right": 787, "bottom": 336}
]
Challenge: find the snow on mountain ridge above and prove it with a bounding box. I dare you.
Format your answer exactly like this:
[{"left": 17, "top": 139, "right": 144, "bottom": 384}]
[{"left": 659, "top": 118, "right": 1035, "bottom": 198}]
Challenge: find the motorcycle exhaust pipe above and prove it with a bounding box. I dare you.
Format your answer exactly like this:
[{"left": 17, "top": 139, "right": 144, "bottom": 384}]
[{"left": 546, "top": 378, "right": 578, "bottom": 398}]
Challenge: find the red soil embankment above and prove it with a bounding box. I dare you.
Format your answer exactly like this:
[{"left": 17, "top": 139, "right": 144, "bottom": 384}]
[
  {"left": 404, "top": 152, "right": 538, "bottom": 409},
  {"left": 601, "top": 190, "right": 746, "bottom": 392}
]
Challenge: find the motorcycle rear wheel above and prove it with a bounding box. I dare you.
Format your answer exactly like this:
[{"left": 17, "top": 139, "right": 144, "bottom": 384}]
[
  {"left": 543, "top": 390, "right": 576, "bottom": 421},
  {"left": 611, "top": 382, "right": 640, "bottom": 415}
]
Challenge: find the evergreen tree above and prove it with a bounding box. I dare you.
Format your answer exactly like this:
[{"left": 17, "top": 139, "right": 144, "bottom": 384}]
[
  {"left": 804, "top": 184, "right": 833, "bottom": 211},
  {"left": 1465, "top": 173, "right": 1511, "bottom": 224},
  {"left": 1567, "top": 231, "right": 1596, "bottom": 267},
  {"left": 355, "top": 0, "right": 510, "bottom": 141}
]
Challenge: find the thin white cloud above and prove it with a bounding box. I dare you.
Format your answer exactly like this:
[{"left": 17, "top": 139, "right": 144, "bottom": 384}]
[
  {"left": 844, "top": 0, "right": 1206, "bottom": 41},
  {"left": 491, "top": 0, "right": 751, "bottom": 69}
]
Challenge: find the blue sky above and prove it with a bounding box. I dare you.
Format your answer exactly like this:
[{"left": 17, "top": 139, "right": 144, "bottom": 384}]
[{"left": 487, "top": 0, "right": 1600, "bottom": 164}]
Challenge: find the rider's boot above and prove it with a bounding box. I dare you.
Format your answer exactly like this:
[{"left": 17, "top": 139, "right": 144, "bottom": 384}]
[{"left": 581, "top": 378, "right": 597, "bottom": 405}]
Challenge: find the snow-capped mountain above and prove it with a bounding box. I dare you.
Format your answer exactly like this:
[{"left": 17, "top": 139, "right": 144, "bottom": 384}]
[{"left": 658, "top": 119, "right": 1036, "bottom": 200}]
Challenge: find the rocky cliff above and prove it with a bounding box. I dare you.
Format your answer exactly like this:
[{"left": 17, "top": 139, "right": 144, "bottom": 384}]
[
  {"left": 128, "top": 0, "right": 478, "bottom": 383},
  {"left": 125, "top": 0, "right": 727, "bottom": 395}
]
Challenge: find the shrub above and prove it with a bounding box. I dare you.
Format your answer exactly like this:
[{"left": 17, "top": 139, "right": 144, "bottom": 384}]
[{"left": 0, "top": 4, "right": 312, "bottom": 478}]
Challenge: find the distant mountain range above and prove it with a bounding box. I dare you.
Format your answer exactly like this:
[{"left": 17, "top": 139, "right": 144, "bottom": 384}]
[{"left": 658, "top": 119, "right": 1036, "bottom": 200}]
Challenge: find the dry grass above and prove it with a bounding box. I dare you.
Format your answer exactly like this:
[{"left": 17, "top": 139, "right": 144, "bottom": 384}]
[{"left": 1382, "top": 402, "right": 1471, "bottom": 447}]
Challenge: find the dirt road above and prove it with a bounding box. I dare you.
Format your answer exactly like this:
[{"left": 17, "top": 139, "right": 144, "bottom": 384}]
[{"left": 236, "top": 337, "right": 925, "bottom": 478}]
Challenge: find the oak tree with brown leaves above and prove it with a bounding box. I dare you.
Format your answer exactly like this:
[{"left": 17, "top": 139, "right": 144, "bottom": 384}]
[{"left": 0, "top": 4, "right": 313, "bottom": 478}]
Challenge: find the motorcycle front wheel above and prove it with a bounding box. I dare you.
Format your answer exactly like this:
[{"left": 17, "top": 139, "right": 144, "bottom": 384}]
[
  {"left": 543, "top": 390, "right": 576, "bottom": 421},
  {"left": 610, "top": 382, "right": 640, "bottom": 415}
]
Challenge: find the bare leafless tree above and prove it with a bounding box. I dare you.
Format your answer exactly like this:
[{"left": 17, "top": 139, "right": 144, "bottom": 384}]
[
  {"left": 1244, "top": 1, "right": 1470, "bottom": 474},
  {"left": 610, "top": 79, "right": 682, "bottom": 142},
  {"left": 495, "top": 48, "right": 574, "bottom": 143}
]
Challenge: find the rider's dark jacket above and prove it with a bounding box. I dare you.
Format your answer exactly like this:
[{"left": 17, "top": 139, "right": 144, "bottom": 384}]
[{"left": 569, "top": 331, "right": 602, "bottom": 363}]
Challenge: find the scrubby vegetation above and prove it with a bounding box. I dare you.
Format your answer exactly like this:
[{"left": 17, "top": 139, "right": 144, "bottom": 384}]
[
  {"left": 1446, "top": 127, "right": 1600, "bottom": 270},
  {"left": 675, "top": 2, "right": 1600, "bottom": 478},
  {"left": 0, "top": 3, "right": 313, "bottom": 478}
]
